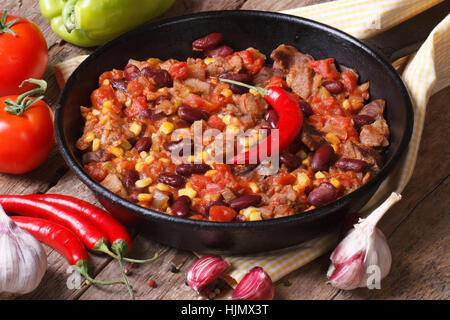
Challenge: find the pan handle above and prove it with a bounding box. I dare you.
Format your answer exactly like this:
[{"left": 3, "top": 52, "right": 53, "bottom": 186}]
[{"left": 361, "top": 1, "right": 449, "bottom": 63}]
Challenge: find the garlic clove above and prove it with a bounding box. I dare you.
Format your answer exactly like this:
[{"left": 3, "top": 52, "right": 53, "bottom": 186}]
[
  {"left": 327, "top": 192, "right": 401, "bottom": 290},
  {"left": 187, "top": 255, "right": 230, "bottom": 293},
  {"left": 231, "top": 267, "right": 274, "bottom": 300},
  {"left": 0, "top": 205, "right": 47, "bottom": 295}
]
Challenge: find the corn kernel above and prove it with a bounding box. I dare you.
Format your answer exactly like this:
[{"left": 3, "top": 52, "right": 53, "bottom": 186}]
[
  {"left": 249, "top": 210, "right": 262, "bottom": 221},
  {"left": 120, "top": 139, "right": 132, "bottom": 151},
  {"left": 144, "top": 155, "right": 155, "bottom": 164},
  {"left": 159, "top": 157, "right": 171, "bottom": 164},
  {"left": 156, "top": 183, "right": 170, "bottom": 192},
  {"left": 313, "top": 179, "right": 321, "bottom": 187},
  {"left": 296, "top": 173, "right": 311, "bottom": 189},
  {"left": 204, "top": 58, "right": 215, "bottom": 65},
  {"left": 225, "top": 125, "right": 240, "bottom": 135},
  {"left": 187, "top": 155, "right": 195, "bottom": 163},
  {"left": 342, "top": 99, "right": 351, "bottom": 110},
  {"left": 160, "top": 122, "right": 174, "bottom": 135},
  {"left": 331, "top": 144, "right": 339, "bottom": 152},
  {"left": 129, "top": 122, "right": 142, "bottom": 136},
  {"left": 220, "top": 89, "right": 233, "bottom": 97},
  {"left": 330, "top": 178, "right": 341, "bottom": 189},
  {"left": 147, "top": 58, "right": 162, "bottom": 65},
  {"left": 139, "top": 151, "right": 148, "bottom": 159},
  {"left": 204, "top": 170, "right": 217, "bottom": 177},
  {"left": 99, "top": 115, "right": 110, "bottom": 126},
  {"left": 135, "top": 178, "right": 153, "bottom": 188},
  {"left": 92, "top": 138, "right": 101, "bottom": 152},
  {"left": 302, "top": 158, "right": 311, "bottom": 166},
  {"left": 222, "top": 115, "right": 232, "bottom": 125},
  {"left": 84, "top": 132, "right": 95, "bottom": 143},
  {"left": 325, "top": 133, "right": 340, "bottom": 145},
  {"left": 92, "top": 109, "right": 100, "bottom": 116},
  {"left": 178, "top": 183, "right": 197, "bottom": 199},
  {"left": 305, "top": 205, "right": 316, "bottom": 212},
  {"left": 102, "top": 100, "right": 113, "bottom": 109},
  {"left": 102, "top": 79, "right": 110, "bottom": 86},
  {"left": 109, "top": 147, "right": 124, "bottom": 158},
  {"left": 240, "top": 207, "right": 260, "bottom": 220},
  {"left": 135, "top": 162, "right": 145, "bottom": 172},
  {"left": 125, "top": 97, "right": 132, "bottom": 107},
  {"left": 195, "top": 151, "right": 208, "bottom": 162},
  {"left": 293, "top": 185, "right": 303, "bottom": 193},
  {"left": 248, "top": 182, "right": 259, "bottom": 193},
  {"left": 315, "top": 171, "right": 326, "bottom": 179},
  {"left": 249, "top": 88, "right": 260, "bottom": 96},
  {"left": 137, "top": 193, "right": 153, "bottom": 202}
]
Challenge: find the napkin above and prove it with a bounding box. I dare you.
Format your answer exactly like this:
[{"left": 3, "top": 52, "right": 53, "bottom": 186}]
[{"left": 53, "top": 0, "right": 449, "bottom": 286}]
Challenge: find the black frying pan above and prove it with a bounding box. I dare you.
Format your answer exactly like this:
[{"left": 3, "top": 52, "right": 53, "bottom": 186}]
[{"left": 55, "top": 2, "right": 448, "bottom": 254}]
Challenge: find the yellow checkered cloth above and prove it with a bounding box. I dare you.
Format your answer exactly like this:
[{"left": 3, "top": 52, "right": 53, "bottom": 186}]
[{"left": 54, "top": 0, "right": 449, "bottom": 286}]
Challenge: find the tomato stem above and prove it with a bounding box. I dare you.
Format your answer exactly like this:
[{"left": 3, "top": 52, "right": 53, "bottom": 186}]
[
  {"left": 0, "top": 12, "right": 24, "bottom": 37},
  {"left": 3, "top": 79, "right": 47, "bottom": 116}
]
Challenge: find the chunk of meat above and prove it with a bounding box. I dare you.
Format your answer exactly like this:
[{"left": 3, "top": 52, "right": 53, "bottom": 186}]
[
  {"left": 186, "top": 58, "right": 206, "bottom": 80},
  {"left": 205, "top": 56, "right": 243, "bottom": 77},
  {"left": 338, "top": 140, "right": 383, "bottom": 173},
  {"left": 82, "top": 150, "right": 114, "bottom": 164},
  {"left": 270, "top": 45, "right": 314, "bottom": 99},
  {"left": 300, "top": 122, "right": 327, "bottom": 151},
  {"left": 232, "top": 93, "right": 268, "bottom": 127},
  {"left": 183, "top": 78, "right": 211, "bottom": 95},
  {"left": 358, "top": 99, "right": 389, "bottom": 147}
]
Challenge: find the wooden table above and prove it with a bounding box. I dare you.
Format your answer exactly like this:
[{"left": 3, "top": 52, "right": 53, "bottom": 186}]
[{"left": 3, "top": 0, "right": 448, "bottom": 300}]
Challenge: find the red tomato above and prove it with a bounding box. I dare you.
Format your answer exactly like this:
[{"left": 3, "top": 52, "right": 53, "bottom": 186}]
[
  {"left": 0, "top": 94, "right": 54, "bottom": 174},
  {"left": 0, "top": 13, "right": 48, "bottom": 96},
  {"left": 341, "top": 69, "right": 358, "bottom": 93},
  {"left": 308, "top": 58, "right": 340, "bottom": 80},
  {"left": 209, "top": 206, "right": 237, "bottom": 222},
  {"left": 207, "top": 115, "right": 226, "bottom": 131},
  {"left": 169, "top": 62, "right": 188, "bottom": 80},
  {"left": 84, "top": 163, "right": 108, "bottom": 182},
  {"left": 274, "top": 172, "right": 296, "bottom": 185},
  {"left": 183, "top": 93, "right": 218, "bottom": 112},
  {"left": 124, "top": 96, "right": 146, "bottom": 118},
  {"left": 311, "top": 96, "right": 343, "bottom": 116},
  {"left": 235, "top": 49, "right": 265, "bottom": 75}
]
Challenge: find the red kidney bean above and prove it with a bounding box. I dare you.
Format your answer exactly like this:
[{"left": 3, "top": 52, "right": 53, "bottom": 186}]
[
  {"left": 205, "top": 200, "right": 229, "bottom": 215},
  {"left": 218, "top": 72, "right": 252, "bottom": 94},
  {"left": 141, "top": 66, "right": 173, "bottom": 88},
  {"left": 139, "top": 108, "right": 166, "bottom": 121},
  {"left": 263, "top": 109, "right": 279, "bottom": 128},
  {"left": 353, "top": 115, "right": 375, "bottom": 131},
  {"left": 175, "top": 163, "right": 211, "bottom": 176},
  {"left": 307, "top": 182, "right": 337, "bottom": 207},
  {"left": 230, "top": 195, "right": 262, "bottom": 211},
  {"left": 110, "top": 79, "right": 128, "bottom": 92},
  {"left": 311, "top": 144, "right": 335, "bottom": 171},
  {"left": 335, "top": 158, "right": 368, "bottom": 172},
  {"left": 298, "top": 100, "right": 313, "bottom": 117},
  {"left": 171, "top": 195, "right": 191, "bottom": 217},
  {"left": 124, "top": 64, "right": 140, "bottom": 81},
  {"left": 155, "top": 95, "right": 171, "bottom": 105},
  {"left": 134, "top": 137, "right": 152, "bottom": 153},
  {"left": 157, "top": 173, "right": 185, "bottom": 188},
  {"left": 177, "top": 105, "right": 210, "bottom": 123},
  {"left": 164, "top": 138, "right": 194, "bottom": 157},
  {"left": 192, "top": 32, "right": 223, "bottom": 50},
  {"left": 124, "top": 170, "right": 140, "bottom": 190},
  {"left": 205, "top": 45, "right": 233, "bottom": 57},
  {"left": 322, "top": 79, "right": 344, "bottom": 94},
  {"left": 280, "top": 152, "right": 302, "bottom": 170}
]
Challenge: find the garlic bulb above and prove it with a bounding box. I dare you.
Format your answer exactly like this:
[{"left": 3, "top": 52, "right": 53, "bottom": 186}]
[
  {"left": 327, "top": 192, "right": 401, "bottom": 290},
  {"left": 0, "top": 205, "right": 47, "bottom": 295}
]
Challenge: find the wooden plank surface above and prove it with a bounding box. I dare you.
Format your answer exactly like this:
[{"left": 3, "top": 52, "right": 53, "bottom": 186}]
[{"left": 2, "top": 0, "right": 448, "bottom": 300}]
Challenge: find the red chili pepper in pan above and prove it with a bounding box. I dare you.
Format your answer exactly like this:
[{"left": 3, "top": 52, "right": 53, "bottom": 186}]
[
  {"left": 220, "top": 79, "right": 303, "bottom": 164},
  {"left": 23, "top": 194, "right": 157, "bottom": 264},
  {"left": 10, "top": 215, "right": 124, "bottom": 286}
]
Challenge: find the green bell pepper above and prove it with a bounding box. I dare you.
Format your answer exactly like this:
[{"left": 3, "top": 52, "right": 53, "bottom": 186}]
[{"left": 40, "top": 0, "right": 175, "bottom": 47}]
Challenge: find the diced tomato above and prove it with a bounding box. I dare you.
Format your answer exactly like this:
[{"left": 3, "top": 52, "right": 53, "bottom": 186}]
[
  {"left": 274, "top": 172, "right": 296, "bottom": 185},
  {"left": 309, "top": 114, "right": 358, "bottom": 141},
  {"left": 189, "top": 214, "right": 206, "bottom": 221},
  {"left": 308, "top": 58, "right": 340, "bottom": 80},
  {"left": 209, "top": 205, "right": 237, "bottom": 222},
  {"left": 341, "top": 69, "right": 358, "bottom": 93},
  {"left": 310, "top": 96, "right": 343, "bottom": 116},
  {"left": 266, "top": 76, "right": 286, "bottom": 88},
  {"left": 183, "top": 93, "right": 218, "bottom": 112},
  {"left": 124, "top": 96, "right": 147, "bottom": 118},
  {"left": 84, "top": 163, "right": 108, "bottom": 182},
  {"left": 169, "top": 62, "right": 189, "bottom": 80},
  {"left": 91, "top": 85, "right": 116, "bottom": 109},
  {"left": 235, "top": 49, "right": 265, "bottom": 75},
  {"left": 190, "top": 174, "right": 212, "bottom": 191},
  {"left": 99, "top": 69, "right": 124, "bottom": 86},
  {"left": 127, "top": 79, "right": 145, "bottom": 97},
  {"left": 207, "top": 115, "right": 226, "bottom": 131}
]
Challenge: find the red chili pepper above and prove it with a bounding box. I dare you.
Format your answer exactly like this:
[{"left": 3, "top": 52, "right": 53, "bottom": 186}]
[
  {"left": 23, "top": 194, "right": 157, "bottom": 264},
  {"left": 220, "top": 79, "right": 303, "bottom": 164},
  {"left": 10, "top": 215, "right": 124, "bottom": 286}
]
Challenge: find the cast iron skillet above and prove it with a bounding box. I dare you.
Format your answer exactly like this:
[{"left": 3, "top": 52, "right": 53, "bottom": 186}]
[{"left": 55, "top": 3, "right": 448, "bottom": 254}]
